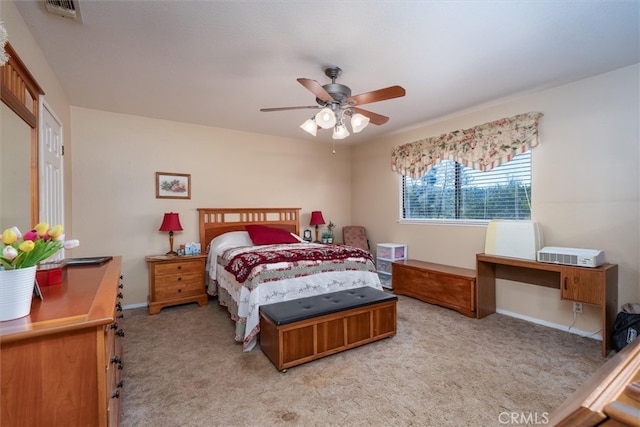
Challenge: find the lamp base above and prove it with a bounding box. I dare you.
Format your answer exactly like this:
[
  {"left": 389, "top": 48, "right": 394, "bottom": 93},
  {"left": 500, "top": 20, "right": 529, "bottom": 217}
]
[
  {"left": 166, "top": 232, "right": 177, "bottom": 256},
  {"left": 314, "top": 225, "right": 320, "bottom": 243}
]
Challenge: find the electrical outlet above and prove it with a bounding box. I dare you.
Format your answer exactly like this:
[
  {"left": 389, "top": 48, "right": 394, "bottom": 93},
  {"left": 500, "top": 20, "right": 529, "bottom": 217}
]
[{"left": 573, "top": 302, "right": 583, "bottom": 314}]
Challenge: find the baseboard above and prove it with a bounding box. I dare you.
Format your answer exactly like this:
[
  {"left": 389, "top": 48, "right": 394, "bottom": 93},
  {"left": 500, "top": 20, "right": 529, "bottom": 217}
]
[
  {"left": 496, "top": 309, "right": 602, "bottom": 341},
  {"left": 123, "top": 302, "right": 147, "bottom": 310}
]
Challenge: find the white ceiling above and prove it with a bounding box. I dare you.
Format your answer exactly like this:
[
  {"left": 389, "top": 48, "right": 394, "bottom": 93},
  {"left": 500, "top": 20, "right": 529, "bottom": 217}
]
[{"left": 12, "top": 0, "right": 640, "bottom": 145}]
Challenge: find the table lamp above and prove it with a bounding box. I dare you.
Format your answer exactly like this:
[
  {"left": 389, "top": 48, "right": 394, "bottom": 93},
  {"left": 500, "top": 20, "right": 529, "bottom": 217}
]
[
  {"left": 309, "top": 211, "right": 326, "bottom": 243},
  {"left": 159, "top": 212, "right": 183, "bottom": 255}
]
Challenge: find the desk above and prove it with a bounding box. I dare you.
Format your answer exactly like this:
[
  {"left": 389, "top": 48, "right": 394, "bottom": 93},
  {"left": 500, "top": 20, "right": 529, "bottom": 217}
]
[{"left": 476, "top": 254, "right": 618, "bottom": 357}]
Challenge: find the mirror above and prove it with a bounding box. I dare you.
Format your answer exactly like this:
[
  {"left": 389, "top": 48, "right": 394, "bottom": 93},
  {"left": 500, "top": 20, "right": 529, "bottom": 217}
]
[
  {"left": 1, "top": 103, "right": 31, "bottom": 231},
  {"left": 0, "top": 42, "right": 44, "bottom": 230}
]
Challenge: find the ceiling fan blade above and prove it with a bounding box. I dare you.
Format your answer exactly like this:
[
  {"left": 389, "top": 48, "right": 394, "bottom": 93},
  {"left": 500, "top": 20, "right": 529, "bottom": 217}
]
[
  {"left": 297, "top": 78, "right": 335, "bottom": 103},
  {"left": 260, "top": 106, "right": 320, "bottom": 112},
  {"left": 352, "top": 107, "right": 389, "bottom": 125},
  {"left": 348, "top": 85, "right": 406, "bottom": 106}
]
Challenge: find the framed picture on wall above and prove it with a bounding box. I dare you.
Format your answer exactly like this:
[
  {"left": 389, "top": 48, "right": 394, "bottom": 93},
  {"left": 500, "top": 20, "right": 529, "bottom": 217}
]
[{"left": 155, "top": 172, "right": 191, "bottom": 199}]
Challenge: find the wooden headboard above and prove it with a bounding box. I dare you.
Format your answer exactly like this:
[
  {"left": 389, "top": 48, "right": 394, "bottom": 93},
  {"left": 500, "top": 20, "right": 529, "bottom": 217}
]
[{"left": 198, "top": 208, "right": 301, "bottom": 252}]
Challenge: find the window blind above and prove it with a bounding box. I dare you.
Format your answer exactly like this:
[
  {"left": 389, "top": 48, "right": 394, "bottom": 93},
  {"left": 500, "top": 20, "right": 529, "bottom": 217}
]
[{"left": 402, "top": 150, "right": 531, "bottom": 221}]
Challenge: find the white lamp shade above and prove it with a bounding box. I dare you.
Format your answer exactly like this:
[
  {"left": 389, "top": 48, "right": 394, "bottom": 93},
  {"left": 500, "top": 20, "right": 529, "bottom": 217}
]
[
  {"left": 300, "top": 118, "right": 317, "bottom": 136},
  {"left": 315, "top": 107, "right": 337, "bottom": 129},
  {"left": 332, "top": 124, "right": 350, "bottom": 140},
  {"left": 350, "top": 113, "right": 370, "bottom": 133}
]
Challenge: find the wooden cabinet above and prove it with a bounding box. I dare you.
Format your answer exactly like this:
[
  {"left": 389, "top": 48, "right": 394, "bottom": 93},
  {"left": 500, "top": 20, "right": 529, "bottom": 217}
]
[
  {"left": 145, "top": 255, "right": 208, "bottom": 315},
  {"left": 0, "top": 257, "right": 124, "bottom": 427},
  {"left": 392, "top": 259, "right": 477, "bottom": 318},
  {"left": 561, "top": 267, "right": 605, "bottom": 305}
]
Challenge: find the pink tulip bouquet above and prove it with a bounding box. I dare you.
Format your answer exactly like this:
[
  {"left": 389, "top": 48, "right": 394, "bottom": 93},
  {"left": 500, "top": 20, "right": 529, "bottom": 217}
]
[{"left": 0, "top": 223, "right": 79, "bottom": 270}]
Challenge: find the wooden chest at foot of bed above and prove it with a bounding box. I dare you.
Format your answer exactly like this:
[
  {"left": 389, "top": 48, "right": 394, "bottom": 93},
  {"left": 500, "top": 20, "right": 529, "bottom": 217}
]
[{"left": 259, "top": 287, "right": 397, "bottom": 371}]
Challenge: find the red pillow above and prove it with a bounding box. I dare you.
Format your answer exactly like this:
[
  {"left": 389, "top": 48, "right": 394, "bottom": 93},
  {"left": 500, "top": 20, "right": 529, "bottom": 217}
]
[{"left": 245, "top": 225, "right": 300, "bottom": 245}]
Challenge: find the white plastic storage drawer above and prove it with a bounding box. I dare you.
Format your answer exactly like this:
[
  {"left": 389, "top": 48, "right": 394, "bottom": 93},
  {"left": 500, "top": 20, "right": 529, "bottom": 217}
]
[
  {"left": 377, "top": 259, "right": 392, "bottom": 273},
  {"left": 377, "top": 244, "right": 407, "bottom": 260},
  {"left": 378, "top": 272, "right": 392, "bottom": 289}
]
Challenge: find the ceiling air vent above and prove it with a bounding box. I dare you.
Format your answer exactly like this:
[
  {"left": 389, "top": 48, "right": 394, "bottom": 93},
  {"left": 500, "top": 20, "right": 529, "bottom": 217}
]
[{"left": 44, "top": 0, "right": 82, "bottom": 22}]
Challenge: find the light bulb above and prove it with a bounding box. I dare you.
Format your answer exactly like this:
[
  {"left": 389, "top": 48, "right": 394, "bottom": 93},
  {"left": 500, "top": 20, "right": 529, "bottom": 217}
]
[{"left": 315, "top": 107, "right": 337, "bottom": 129}]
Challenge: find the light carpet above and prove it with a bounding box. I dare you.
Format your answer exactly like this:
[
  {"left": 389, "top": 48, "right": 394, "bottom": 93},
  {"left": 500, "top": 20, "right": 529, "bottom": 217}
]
[{"left": 120, "top": 295, "right": 605, "bottom": 427}]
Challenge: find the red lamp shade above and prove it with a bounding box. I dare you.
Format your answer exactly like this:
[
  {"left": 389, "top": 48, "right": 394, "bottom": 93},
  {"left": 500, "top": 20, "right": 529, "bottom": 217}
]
[
  {"left": 159, "top": 212, "right": 183, "bottom": 232},
  {"left": 309, "top": 211, "right": 326, "bottom": 226},
  {"left": 159, "top": 212, "right": 182, "bottom": 255}
]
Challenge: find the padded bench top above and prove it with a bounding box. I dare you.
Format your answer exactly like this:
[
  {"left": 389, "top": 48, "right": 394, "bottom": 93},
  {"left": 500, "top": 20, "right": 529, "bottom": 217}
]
[{"left": 260, "top": 286, "right": 397, "bottom": 326}]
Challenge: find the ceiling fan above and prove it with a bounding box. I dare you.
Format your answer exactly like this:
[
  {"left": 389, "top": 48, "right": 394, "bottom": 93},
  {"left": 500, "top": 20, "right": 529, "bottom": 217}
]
[{"left": 260, "top": 66, "right": 406, "bottom": 139}]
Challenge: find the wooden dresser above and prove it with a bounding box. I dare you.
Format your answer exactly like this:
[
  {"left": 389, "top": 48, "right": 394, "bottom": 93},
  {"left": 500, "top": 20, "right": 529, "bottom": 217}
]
[
  {"left": 0, "top": 257, "right": 124, "bottom": 427},
  {"left": 145, "top": 254, "right": 208, "bottom": 315},
  {"left": 549, "top": 337, "right": 640, "bottom": 426}
]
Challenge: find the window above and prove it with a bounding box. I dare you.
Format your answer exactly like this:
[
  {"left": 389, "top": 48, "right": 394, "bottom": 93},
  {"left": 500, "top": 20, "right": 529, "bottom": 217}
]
[{"left": 401, "top": 150, "right": 531, "bottom": 222}]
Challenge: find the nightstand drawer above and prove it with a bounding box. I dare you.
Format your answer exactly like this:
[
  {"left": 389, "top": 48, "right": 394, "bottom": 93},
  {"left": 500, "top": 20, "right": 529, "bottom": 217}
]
[
  {"left": 154, "top": 260, "right": 202, "bottom": 275},
  {"left": 155, "top": 270, "right": 204, "bottom": 285},
  {"left": 155, "top": 274, "right": 205, "bottom": 300}
]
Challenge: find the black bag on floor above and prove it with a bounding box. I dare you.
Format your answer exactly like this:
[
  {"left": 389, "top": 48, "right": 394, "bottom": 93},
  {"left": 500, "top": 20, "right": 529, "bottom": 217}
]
[{"left": 612, "top": 311, "right": 640, "bottom": 351}]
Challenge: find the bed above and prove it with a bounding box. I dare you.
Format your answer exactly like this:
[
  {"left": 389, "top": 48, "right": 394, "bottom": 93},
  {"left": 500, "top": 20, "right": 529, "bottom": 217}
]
[{"left": 198, "top": 207, "right": 382, "bottom": 351}]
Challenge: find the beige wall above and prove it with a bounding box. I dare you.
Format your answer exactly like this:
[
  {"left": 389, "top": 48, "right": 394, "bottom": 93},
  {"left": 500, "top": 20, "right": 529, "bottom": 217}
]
[
  {"left": 69, "top": 108, "right": 352, "bottom": 305},
  {"left": 352, "top": 64, "right": 640, "bottom": 336}
]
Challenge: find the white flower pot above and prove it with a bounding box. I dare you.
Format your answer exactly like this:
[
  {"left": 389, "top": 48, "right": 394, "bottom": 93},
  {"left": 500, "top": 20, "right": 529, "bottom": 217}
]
[{"left": 0, "top": 266, "right": 36, "bottom": 321}]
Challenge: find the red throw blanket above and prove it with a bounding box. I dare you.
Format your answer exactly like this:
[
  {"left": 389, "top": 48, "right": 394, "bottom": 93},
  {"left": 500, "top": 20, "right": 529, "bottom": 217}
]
[{"left": 224, "top": 245, "right": 373, "bottom": 284}]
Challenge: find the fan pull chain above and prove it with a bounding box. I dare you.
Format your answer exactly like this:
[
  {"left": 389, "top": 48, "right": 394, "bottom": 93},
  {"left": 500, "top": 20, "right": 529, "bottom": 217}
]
[{"left": 332, "top": 139, "right": 336, "bottom": 154}]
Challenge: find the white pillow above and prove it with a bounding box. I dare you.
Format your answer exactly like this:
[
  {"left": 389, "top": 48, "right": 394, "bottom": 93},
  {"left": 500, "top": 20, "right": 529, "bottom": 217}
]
[
  {"left": 289, "top": 232, "right": 305, "bottom": 242},
  {"left": 208, "top": 231, "right": 254, "bottom": 257}
]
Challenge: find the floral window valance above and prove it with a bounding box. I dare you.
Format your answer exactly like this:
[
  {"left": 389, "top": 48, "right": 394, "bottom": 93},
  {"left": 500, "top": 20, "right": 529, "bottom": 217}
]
[{"left": 391, "top": 112, "right": 543, "bottom": 178}]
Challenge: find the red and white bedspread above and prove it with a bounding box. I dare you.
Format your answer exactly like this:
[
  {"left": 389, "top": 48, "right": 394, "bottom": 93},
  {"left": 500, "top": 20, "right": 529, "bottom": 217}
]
[{"left": 207, "top": 242, "right": 382, "bottom": 351}]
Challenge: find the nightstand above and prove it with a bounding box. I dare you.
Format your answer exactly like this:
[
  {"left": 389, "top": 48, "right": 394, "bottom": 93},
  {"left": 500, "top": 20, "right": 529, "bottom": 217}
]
[{"left": 145, "top": 254, "right": 208, "bottom": 315}]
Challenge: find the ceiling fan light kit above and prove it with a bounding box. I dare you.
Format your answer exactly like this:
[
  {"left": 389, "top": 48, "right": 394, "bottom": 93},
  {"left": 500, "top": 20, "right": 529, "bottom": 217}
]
[
  {"left": 261, "top": 66, "right": 405, "bottom": 141},
  {"left": 333, "top": 123, "right": 350, "bottom": 140},
  {"left": 299, "top": 118, "right": 317, "bottom": 136},
  {"left": 350, "top": 112, "right": 370, "bottom": 133},
  {"left": 315, "top": 107, "right": 337, "bottom": 129}
]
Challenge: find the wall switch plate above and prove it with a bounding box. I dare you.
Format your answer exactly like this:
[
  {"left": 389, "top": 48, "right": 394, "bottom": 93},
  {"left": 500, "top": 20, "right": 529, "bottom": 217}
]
[{"left": 573, "top": 302, "right": 583, "bottom": 314}]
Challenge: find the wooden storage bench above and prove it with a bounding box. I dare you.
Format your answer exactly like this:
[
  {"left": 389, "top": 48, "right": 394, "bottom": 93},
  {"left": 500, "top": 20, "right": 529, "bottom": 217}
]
[
  {"left": 392, "top": 259, "right": 477, "bottom": 318},
  {"left": 259, "top": 287, "right": 397, "bottom": 371}
]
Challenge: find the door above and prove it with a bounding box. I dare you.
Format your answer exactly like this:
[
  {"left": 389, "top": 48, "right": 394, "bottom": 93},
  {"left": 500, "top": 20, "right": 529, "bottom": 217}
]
[
  {"left": 39, "top": 100, "right": 64, "bottom": 260},
  {"left": 560, "top": 267, "right": 604, "bottom": 306}
]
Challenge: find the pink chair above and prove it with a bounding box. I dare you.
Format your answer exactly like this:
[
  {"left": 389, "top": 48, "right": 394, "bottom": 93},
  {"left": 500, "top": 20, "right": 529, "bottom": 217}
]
[{"left": 342, "top": 226, "right": 370, "bottom": 251}]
